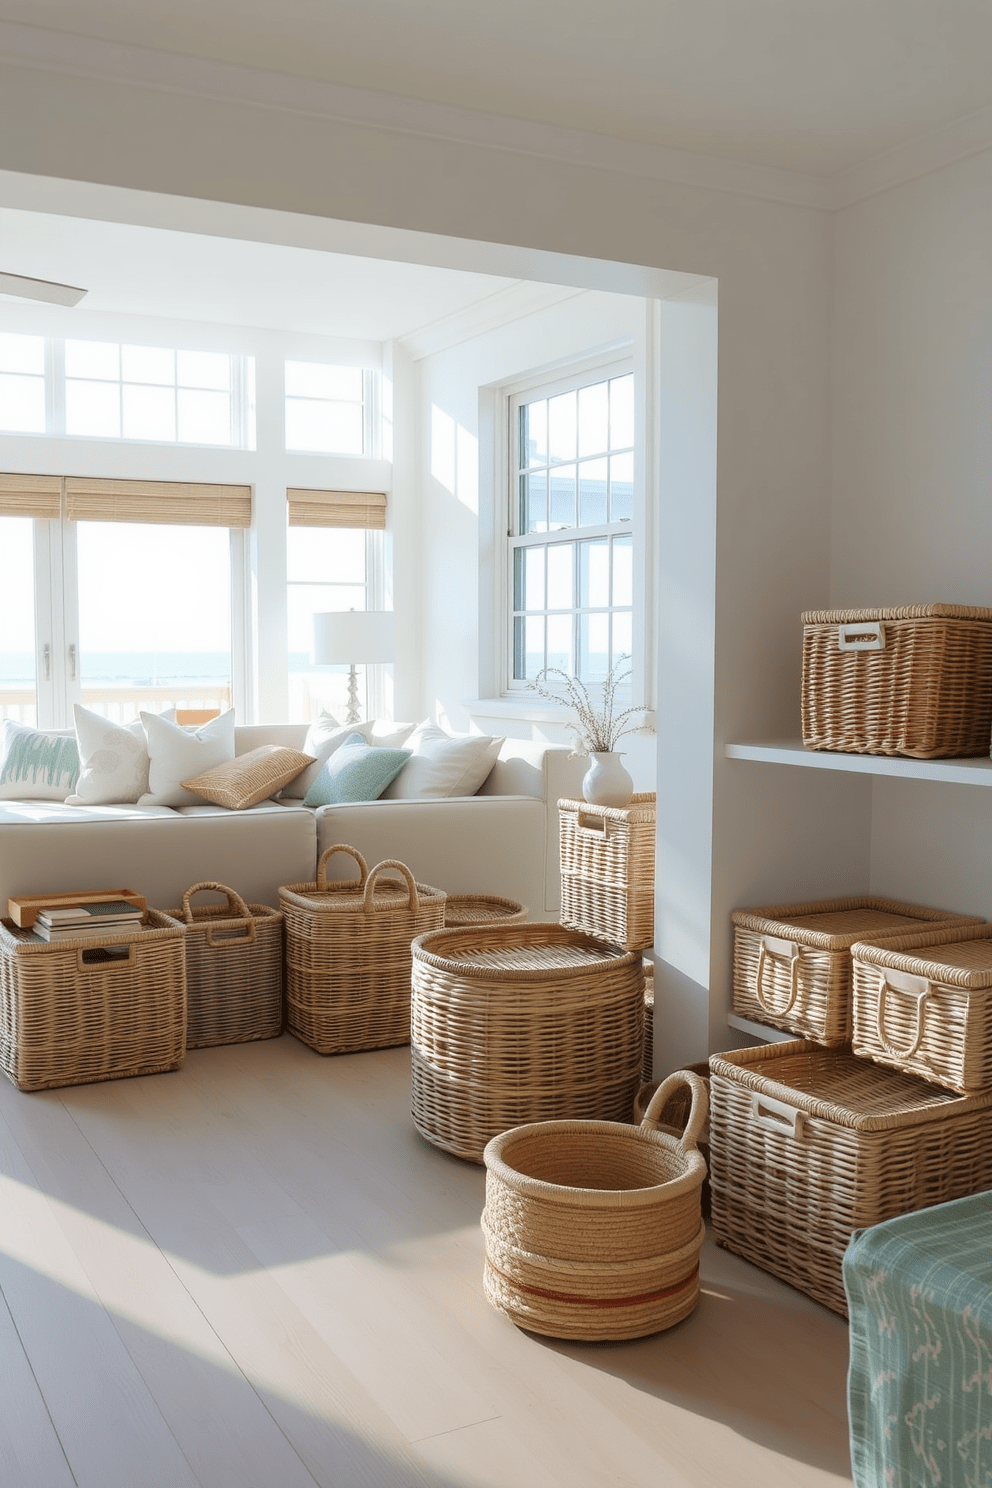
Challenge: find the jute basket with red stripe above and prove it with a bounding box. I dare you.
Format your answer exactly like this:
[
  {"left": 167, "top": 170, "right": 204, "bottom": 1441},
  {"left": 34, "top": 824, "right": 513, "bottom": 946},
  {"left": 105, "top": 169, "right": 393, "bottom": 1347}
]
[{"left": 481, "top": 1070, "right": 708, "bottom": 1341}]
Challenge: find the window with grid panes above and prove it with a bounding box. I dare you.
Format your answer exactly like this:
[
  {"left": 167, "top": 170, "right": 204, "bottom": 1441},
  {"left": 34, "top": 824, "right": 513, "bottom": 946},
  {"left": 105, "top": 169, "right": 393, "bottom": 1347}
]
[{"left": 509, "top": 365, "right": 634, "bottom": 691}]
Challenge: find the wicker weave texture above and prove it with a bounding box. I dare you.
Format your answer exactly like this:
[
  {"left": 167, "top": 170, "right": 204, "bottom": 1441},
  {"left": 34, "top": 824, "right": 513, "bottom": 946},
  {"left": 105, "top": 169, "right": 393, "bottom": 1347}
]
[
  {"left": 851, "top": 922, "right": 992, "bottom": 1094},
  {"left": 166, "top": 882, "right": 284, "bottom": 1049},
  {"left": 280, "top": 845, "right": 446, "bottom": 1055},
  {"left": 410, "top": 922, "right": 645, "bottom": 1162},
  {"left": 0, "top": 909, "right": 186, "bottom": 1092},
  {"left": 708, "top": 1040, "right": 992, "bottom": 1316},
  {"left": 558, "top": 794, "right": 655, "bottom": 951},
  {"left": 731, "top": 896, "right": 980, "bottom": 1045},
  {"left": 481, "top": 1072, "right": 708, "bottom": 1340},
  {"left": 443, "top": 895, "right": 528, "bottom": 928},
  {"left": 800, "top": 605, "right": 992, "bottom": 758}
]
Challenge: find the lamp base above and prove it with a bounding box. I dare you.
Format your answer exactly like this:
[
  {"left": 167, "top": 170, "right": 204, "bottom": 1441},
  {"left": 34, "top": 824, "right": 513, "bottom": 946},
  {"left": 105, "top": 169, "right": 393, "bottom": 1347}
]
[{"left": 345, "top": 664, "right": 361, "bottom": 726}]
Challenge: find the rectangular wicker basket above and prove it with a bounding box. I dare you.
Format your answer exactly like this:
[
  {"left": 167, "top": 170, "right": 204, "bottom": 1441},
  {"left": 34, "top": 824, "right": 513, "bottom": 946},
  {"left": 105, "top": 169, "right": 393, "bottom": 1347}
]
[
  {"left": 708, "top": 1040, "right": 992, "bottom": 1316},
  {"left": 731, "top": 896, "right": 981, "bottom": 1045},
  {"left": 0, "top": 909, "right": 186, "bottom": 1091},
  {"left": 851, "top": 922, "right": 992, "bottom": 1094},
  {"left": 558, "top": 793, "right": 655, "bottom": 951},
  {"left": 279, "top": 844, "right": 447, "bottom": 1055},
  {"left": 801, "top": 603, "right": 992, "bottom": 758},
  {"left": 166, "top": 882, "right": 284, "bottom": 1050}
]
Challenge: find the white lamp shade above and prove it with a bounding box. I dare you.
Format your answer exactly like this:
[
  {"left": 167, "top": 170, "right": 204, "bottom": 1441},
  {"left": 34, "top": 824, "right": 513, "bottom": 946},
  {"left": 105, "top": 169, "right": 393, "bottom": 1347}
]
[{"left": 312, "top": 610, "right": 395, "bottom": 665}]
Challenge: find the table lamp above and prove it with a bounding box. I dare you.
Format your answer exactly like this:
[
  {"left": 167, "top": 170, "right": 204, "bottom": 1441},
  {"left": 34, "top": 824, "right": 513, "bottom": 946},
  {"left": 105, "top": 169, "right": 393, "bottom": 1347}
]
[{"left": 312, "top": 610, "right": 395, "bottom": 724}]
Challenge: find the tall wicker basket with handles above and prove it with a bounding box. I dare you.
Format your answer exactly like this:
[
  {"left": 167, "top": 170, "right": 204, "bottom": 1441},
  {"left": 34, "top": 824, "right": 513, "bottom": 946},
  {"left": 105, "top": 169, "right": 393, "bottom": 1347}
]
[
  {"left": 279, "top": 844, "right": 447, "bottom": 1054},
  {"left": 167, "top": 882, "right": 284, "bottom": 1050},
  {"left": 481, "top": 1069, "right": 709, "bottom": 1341}
]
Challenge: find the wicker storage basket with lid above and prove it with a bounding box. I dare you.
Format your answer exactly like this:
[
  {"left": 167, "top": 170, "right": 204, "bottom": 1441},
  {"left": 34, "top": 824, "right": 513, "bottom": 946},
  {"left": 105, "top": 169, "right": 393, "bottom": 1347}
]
[
  {"left": 731, "top": 896, "right": 981, "bottom": 1045},
  {"left": 800, "top": 603, "right": 992, "bottom": 758},
  {"left": 166, "top": 882, "right": 283, "bottom": 1049},
  {"left": 558, "top": 793, "right": 655, "bottom": 951},
  {"left": 0, "top": 909, "right": 186, "bottom": 1091},
  {"left": 410, "top": 921, "right": 645, "bottom": 1162},
  {"left": 708, "top": 1039, "right": 992, "bottom": 1316},
  {"left": 280, "top": 844, "right": 446, "bottom": 1054},
  {"left": 851, "top": 922, "right": 992, "bottom": 1094},
  {"left": 482, "top": 1070, "right": 708, "bottom": 1340}
]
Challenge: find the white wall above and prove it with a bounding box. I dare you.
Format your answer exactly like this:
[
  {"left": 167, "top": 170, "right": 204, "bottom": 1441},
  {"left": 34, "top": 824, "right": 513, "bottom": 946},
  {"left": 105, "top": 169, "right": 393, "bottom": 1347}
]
[
  {"left": 412, "top": 288, "right": 660, "bottom": 783},
  {"left": 829, "top": 147, "right": 992, "bottom": 922},
  {"left": 0, "top": 58, "right": 837, "bottom": 1066}
]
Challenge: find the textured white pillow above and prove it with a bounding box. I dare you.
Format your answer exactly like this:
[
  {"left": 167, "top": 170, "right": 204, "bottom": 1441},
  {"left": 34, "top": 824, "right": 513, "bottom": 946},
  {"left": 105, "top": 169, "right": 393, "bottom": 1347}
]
[
  {"left": 383, "top": 723, "right": 504, "bottom": 800},
  {"left": 280, "top": 712, "right": 416, "bottom": 798},
  {"left": 68, "top": 704, "right": 176, "bottom": 805},
  {"left": 138, "top": 708, "right": 236, "bottom": 807}
]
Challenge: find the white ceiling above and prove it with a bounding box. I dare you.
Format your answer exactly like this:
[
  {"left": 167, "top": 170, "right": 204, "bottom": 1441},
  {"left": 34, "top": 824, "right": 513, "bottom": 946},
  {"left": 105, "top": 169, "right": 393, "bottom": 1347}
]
[
  {"left": 2, "top": 2, "right": 992, "bottom": 337},
  {"left": 0, "top": 206, "right": 522, "bottom": 342},
  {"left": 2, "top": 0, "right": 992, "bottom": 178}
]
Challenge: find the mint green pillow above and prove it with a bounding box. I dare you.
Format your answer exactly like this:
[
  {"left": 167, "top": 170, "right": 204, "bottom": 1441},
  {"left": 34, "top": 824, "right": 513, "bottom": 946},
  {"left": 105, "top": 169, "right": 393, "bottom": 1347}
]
[
  {"left": 0, "top": 719, "right": 79, "bottom": 800},
  {"left": 302, "top": 733, "right": 411, "bottom": 807}
]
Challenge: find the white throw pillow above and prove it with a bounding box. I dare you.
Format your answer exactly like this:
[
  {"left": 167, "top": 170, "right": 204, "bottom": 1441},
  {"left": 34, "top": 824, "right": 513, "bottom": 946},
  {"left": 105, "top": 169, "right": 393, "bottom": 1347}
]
[
  {"left": 280, "top": 712, "right": 416, "bottom": 798},
  {"left": 0, "top": 720, "right": 79, "bottom": 800},
  {"left": 383, "top": 722, "right": 504, "bottom": 800},
  {"left": 138, "top": 708, "right": 236, "bottom": 807},
  {"left": 68, "top": 704, "right": 176, "bottom": 805}
]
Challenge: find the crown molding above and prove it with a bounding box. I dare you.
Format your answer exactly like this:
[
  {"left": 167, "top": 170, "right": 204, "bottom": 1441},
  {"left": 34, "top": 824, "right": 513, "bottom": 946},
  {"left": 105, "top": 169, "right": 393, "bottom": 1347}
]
[
  {"left": 828, "top": 102, "right": 992, "bottom": 208},
  {"left": 3, "top": 21, "right": 991, "bottom": 219},
  {"left": 0, "top": 20, "right": 831, "bottom": 212}
]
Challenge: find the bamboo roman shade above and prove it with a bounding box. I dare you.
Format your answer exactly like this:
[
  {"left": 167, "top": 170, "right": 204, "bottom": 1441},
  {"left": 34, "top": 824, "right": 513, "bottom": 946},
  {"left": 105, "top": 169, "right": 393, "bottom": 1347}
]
[
  {"left": 64, "top": 477, "right": 252, "bottom": 527},
  {"left": 0, "top": 473, "right": 62, "bottom": 520},
  {"left": 287, "top": 487, "right": 387, "bottom": 530}
]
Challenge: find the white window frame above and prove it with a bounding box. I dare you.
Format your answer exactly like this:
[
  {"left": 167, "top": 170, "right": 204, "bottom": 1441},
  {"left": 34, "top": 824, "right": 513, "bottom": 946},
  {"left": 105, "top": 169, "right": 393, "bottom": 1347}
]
[
  {"left": 285, "top": 526, "right": 387, "bottom": 722},
  {"left": 489, "top": 348, "right": 653, "bottom": 712},
  {"left": 283, "top": 363, "right": 376, "bottom": 458},
  {"left": 21, "top": 515, "right": 250, "bottom": 730}
]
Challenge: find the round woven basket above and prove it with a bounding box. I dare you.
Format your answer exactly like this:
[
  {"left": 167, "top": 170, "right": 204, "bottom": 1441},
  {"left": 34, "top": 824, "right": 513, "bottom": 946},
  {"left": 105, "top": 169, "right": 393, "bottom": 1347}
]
[
  {"left": 411, "top": 922, "right": 645, "bottom": 1162},
  {"left": 482, "top": 1071, "right": 709, "bottom": 1341},
  {"left": 443, "top": 895, "right": 528, "bottom": 928},
  {"left": 280, "top": 845, "right": 447, "bottom": 1054}
]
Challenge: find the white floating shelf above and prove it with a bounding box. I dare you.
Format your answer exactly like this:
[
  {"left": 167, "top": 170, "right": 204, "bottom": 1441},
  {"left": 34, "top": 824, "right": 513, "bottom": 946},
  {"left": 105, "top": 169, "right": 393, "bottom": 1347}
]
[{"left": 725, "top": 739, "right": 992, "bottom": 787}]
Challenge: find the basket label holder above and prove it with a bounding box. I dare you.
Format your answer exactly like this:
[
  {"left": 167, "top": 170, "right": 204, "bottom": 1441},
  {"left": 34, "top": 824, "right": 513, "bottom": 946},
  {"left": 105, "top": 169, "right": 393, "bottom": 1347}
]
[
  {"left": 751, "top": 1092, "right": 806, "bottom": 1141},
  {"left": 837, "top": 621, "right": 885, "bottom": 651}
]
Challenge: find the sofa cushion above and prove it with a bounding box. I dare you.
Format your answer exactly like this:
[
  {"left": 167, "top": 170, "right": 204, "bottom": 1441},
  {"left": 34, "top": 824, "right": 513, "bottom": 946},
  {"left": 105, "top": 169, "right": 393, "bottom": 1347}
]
[
  {"left": 302, "top": 733, "right": 411, "bottom": 807},
  {"left": 0, "top": 719, "right": 79, "bottom": 800},
  {"left": 139, "top": 708, "right": 236, "bottom": 807},
  {"left": 182, "top": 745, "right": 316, "bottom": 809},
  {"left": 383, "top": 722, "right": 504, "bottom": 800},
  {"left": 67, "top": 703, "right": 177, "bottom": 805}
]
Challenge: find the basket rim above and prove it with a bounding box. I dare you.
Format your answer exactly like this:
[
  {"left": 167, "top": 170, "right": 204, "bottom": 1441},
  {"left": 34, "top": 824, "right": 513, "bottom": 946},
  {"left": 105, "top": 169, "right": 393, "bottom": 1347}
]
[
  {"left": 483, "top": 1118, "right": 706, "bottom": 1207},
  {"left": 412, "top": 922, "right": 642, "bottom": 977},
  {"left": 801, "top": 604, "right": 992, "bottom": 623},
  {"left": 709, "top": 1038, "right": 992, "bottom": 1129}
]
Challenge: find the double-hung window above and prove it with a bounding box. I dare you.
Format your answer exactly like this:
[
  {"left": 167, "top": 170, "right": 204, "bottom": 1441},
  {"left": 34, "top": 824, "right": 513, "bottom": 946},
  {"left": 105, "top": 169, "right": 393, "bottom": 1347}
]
[{"left": 507, "top": 361, "right": 635, "bottom": 693}]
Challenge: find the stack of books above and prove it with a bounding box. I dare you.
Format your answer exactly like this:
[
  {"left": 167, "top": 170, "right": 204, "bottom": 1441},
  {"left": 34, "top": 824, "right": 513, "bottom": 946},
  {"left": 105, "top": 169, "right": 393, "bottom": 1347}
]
[{"left": 33, "top": 899, "right": 145, "bottom": 942}]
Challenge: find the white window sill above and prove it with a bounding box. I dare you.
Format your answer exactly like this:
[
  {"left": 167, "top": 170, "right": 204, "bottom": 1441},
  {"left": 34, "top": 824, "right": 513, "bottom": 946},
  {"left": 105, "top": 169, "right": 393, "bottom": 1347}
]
[{"left": 465, "top": 697, "right": 655, "bottom": 733}]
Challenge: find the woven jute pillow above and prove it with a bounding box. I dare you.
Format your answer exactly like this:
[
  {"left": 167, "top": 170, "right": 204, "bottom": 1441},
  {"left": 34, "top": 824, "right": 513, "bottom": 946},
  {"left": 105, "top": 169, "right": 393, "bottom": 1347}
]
[{"left": 182, "top": 745, "right": 315, "bottom": 809}]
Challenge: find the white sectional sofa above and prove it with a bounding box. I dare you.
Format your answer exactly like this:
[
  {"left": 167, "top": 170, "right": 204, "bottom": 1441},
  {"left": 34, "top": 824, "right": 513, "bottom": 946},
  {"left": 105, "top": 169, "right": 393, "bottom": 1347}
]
[{"left": 0, "top": 723, "right": 586, "bottom": 921}]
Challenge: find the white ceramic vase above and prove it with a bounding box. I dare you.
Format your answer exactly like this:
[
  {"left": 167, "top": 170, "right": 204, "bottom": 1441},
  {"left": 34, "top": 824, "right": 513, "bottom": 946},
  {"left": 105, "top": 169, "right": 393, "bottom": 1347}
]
[{"left": 581, "top": 751, "right": 633, "bottom": 808}]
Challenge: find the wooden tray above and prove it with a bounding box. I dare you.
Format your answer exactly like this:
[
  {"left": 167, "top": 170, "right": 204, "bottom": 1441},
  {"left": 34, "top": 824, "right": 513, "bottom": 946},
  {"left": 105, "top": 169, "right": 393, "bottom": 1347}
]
[{"left": 7, "top": 888, "right": 147, "bottom": 929}]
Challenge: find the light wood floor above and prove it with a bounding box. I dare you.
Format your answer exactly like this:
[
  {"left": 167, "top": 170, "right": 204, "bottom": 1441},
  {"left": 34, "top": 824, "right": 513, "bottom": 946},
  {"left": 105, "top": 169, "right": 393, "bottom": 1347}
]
[{"left": 0, "top": 1036, "right": 853, "bottom": 1488}]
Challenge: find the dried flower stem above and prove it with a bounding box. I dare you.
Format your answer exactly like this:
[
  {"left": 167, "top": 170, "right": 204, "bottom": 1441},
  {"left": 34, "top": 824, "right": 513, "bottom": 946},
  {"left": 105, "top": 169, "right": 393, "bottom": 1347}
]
[{"left": 528, "top": 656, "right": 651, "bottom": 754}]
